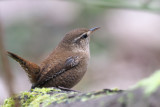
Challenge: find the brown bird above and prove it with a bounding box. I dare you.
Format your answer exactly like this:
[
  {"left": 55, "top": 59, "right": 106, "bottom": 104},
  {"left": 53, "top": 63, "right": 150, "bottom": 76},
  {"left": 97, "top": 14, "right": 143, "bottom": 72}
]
[{"left": 7, "top": 27, "right": 100, "bottom": 89}]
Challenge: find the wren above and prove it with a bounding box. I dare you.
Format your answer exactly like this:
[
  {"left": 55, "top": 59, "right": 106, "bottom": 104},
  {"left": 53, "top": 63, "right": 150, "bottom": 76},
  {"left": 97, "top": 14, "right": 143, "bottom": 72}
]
[{"left": 7, "top": 27, "right": 100, "bottom": 89}]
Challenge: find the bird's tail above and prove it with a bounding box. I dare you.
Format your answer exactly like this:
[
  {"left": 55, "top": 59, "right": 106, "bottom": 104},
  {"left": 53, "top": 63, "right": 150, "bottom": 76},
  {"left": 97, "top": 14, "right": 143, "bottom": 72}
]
[{"left": 7, "top": 51, "right": 40, "bottom": 84}]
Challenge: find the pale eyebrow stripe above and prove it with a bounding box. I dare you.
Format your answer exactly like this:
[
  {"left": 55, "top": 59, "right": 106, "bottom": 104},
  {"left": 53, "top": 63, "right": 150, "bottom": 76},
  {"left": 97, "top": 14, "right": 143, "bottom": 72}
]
[{"left": 73, "top": 33, "right": 87, "bottom": 42}]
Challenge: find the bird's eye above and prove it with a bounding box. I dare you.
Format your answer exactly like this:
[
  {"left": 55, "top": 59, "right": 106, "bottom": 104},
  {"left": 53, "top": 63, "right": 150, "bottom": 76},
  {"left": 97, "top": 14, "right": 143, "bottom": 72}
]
[
  {"left": 82, "top": 34, "right": 88, "bottom": 39},
  {"left": 73, "top": 33, "right": 88, "bottom": 43}
]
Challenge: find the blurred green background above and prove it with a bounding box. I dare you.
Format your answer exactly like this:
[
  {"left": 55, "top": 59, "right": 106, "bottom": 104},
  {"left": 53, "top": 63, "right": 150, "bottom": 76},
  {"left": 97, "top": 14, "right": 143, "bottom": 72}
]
[{"left": 0, "top": 0, "right": 160, "bottom": 104}]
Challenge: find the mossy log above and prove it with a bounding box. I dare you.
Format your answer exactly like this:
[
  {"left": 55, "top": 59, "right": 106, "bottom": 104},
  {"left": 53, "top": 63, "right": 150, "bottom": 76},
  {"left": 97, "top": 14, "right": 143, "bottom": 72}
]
[{"left": 2, "top": 71, "right": 160, "bottom": 107}]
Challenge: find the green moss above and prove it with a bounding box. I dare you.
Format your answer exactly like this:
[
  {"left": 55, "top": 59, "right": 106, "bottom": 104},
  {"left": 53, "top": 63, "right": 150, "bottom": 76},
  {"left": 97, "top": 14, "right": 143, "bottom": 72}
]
[
  {"left": 32, "top": 87, "right": 61, "bottom": 93},
  {"left": 2, "top": 87, "right": 73, "bottom": 107},
  {"left": 3, "top": 97, "right": 15, "bottom": 107},
  {"left": 133, "top": 70, "right": 160, "bottom": 95},
  {"left": 2, "top": 86, "right": 123, "bottom": 106},
  {"left": 29, "top": 94, "right": 50, "bottom": 107},
  {"left": 81, "top": 96, "right": 90, "bottom": 102},
  {"left": 112, "top": 88, "right": 120, "bottom": 92}
]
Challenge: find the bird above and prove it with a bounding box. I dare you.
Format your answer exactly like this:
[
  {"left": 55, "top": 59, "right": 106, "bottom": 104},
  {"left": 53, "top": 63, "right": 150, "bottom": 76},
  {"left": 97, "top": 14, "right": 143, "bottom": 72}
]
[{"left": 7, "top": 27, "right": 100, "bottom": 89}]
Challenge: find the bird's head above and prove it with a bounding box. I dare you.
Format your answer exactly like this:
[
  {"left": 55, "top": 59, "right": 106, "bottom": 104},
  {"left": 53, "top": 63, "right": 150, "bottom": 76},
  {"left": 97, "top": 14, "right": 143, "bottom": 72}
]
[{"left": 59, "top": 27, "right": 100, "bottom": 52}]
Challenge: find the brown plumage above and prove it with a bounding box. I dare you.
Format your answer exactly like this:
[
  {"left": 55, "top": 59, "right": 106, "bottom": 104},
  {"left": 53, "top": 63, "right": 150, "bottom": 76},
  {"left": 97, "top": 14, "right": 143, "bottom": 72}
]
[
  {"left": 7, "top": 27, "right": 100, "bottom": 89},
  {"left": 7, "top": 51, "right": 40, "bottom": 84}
]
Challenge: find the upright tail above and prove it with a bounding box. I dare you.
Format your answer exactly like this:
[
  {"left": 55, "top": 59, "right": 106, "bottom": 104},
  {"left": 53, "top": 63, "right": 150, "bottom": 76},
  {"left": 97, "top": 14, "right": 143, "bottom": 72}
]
[{"left": 7, "top": 51, "right": 40, "bottom": 84}]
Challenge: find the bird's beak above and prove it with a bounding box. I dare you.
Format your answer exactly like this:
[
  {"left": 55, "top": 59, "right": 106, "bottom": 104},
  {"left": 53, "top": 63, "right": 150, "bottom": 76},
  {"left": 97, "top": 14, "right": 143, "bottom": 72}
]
[{"left": 87, "top": 27, "right": 100, "bottom": 35}]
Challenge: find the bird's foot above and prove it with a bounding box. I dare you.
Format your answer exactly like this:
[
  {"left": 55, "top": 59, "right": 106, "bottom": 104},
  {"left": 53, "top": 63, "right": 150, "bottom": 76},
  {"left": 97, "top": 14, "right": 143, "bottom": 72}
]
[{"left": 57, "top": 86, "right": 80, "bottom": 92}]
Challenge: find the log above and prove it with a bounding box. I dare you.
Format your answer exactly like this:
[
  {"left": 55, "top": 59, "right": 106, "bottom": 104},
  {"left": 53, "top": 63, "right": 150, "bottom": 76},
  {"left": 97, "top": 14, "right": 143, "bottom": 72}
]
[{"left": 2, "top": 71, "right": 160, "bottom": 107}]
